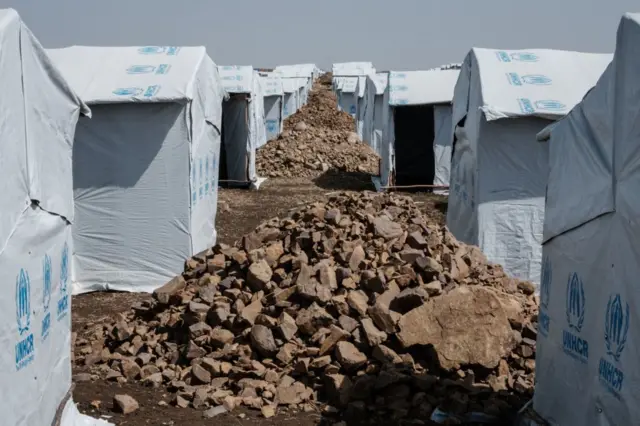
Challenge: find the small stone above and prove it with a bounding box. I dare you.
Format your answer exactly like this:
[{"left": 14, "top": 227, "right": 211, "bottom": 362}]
[
  {"left": 261, "top": 405, "right": 277, "bottom": 418},
  {"left": 335, "top": 341, "right": 367, "bottom": 371},
  {"left": 251, "top": 325, "right": 278, "bottom": 357},
  {"left": 203, "top": 405, "right": 228, "bottom": 418},
  {"left": 113, "top": 394, "right": 139, "bottom": 414},
  {"left": 247, "top": 260, "right": 273, "bottom": 291}
]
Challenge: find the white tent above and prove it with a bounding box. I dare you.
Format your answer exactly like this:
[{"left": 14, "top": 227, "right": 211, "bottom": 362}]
[
  {"left": 533, "top": 13, "right": 639, "bottom": 426},
  {"left": 218, "top": 65, "right": 267, "bottom": 186},
  {"left": 48, "top": 46, "right": 226, "bottom": 294},
  {"left": 274, "top": 64, "right": 316, "bottom": 107},
  {"left": 0, "top": 9, "right": 109, "bottom": 426},
  {"left": 372, "top": 72, "right": 389, "bottom": 155},
  {"left": 447, "top": 48, "right": 611, "bottom": 285},
  {"left": 260, "top": 74, "right": 284, "bottom": 141},
  {"left": 374, "top": 70, "right": 458, "bottom": 192}
]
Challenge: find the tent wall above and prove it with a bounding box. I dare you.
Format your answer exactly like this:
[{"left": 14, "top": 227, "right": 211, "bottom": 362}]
[
  {"left": 433, "top": 105, "right": 454, "bottom": 193},
  {"left": 72, "top": 103, "right": 193, "bottom": 293},
  {"left": 264, "top": 95, "right": 283, "bottom": 141},
  {"left": 338, "top": 92, "right": 357, "bottom": 118}
]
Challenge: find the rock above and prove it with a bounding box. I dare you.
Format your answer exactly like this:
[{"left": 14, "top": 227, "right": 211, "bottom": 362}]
[
  {"left": 325, "top": 374, "right": 353, "bottom": 406},
  {"left": 261, "top": 405, "right": 277, "bottom": 418},
  {"left": 296, "top": 303, "right": 334, "bottom": 335},
  {"left": 391, "top": 287, "right": 428, "bottom": 314},
  {"left": 294, "top": 122, "right": 308, "bottom": 131},
  {"left": 373, "top": 217, "right": 403, "bottom": 240},
  {"left": 368, "top": 302, "right": 397, "bottom": 333},
  {"left": 192, "top": 363, "right": 212, "bottom": 384},
  {"left": 335, "top": 341, "right": 367, "bottom": 371},
  {"left": 203, "top": 405, "right": 228, "bottom": 418},
  {"left": 372, "top": 345, "right": 403, "bottom": 365},
  {"left": 319, "top": 325, "right": 350, "bottom": 355},
  {"left": 247, "top": 260, "right": 272, "bottom": 291},
  {"left": 347, "top": 290, "right": 369, "bottom": 316},
  {"left": 276, "top": 312, "right": 298, "bottom": 341},
  {"left": 251, "top": 325, "right": 278, "bottom": 357},
  {"left": 424, "top": 280, "right": 443, "bottom": 296},
  {"left": 113, "top": 394, "right": 139, "bottom": 414},
  {"left": 153, "top": 275, "right": 186, "bottom": 304},
  {"left": 349, "top": 246, "right": 366, "bottom": 271},
  {"left": 240, "top": 299, "right": 263, "bottom": 325},
  {"left": 360, "top": 318, "right": 387, "bottom": 346},
  {"left": 397, "top": 286, "right": 516, "bottom": 369},
  {"left": 338, "top": 315, "right": 359, "bottom": 333}
]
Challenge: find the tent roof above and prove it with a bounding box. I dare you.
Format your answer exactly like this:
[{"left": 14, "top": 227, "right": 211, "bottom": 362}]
[
  {"left": 388, "top": 70, "right": 459, "bottom": 106},
  {"left": 47, "top": 45, "right": 211, "bottom": 105},
  {"left": 466, "top": 48, "right": 612, "bottom": 121},
  {"left": 274, "top": 64, "right": 316, "bottom": 78},
  {"left": 332, "top": 62, "right": 375, "bottom": 76},
  {"left": 218, "top": 65, "right": 255, "bottom": 94}
]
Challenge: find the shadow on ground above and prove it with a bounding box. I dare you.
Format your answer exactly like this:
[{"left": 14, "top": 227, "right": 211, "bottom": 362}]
[{"left": 312, "top": 170, "right": 376, "bottom": 191}]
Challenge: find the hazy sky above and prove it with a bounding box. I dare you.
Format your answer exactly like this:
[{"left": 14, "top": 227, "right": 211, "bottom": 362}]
[{"left": 1, "top": 0, "right": 637, "bottom": 70}]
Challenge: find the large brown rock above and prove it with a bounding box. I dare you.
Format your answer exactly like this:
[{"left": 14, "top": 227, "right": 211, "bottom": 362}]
[{"left": 397, "top": 286, "right": 516, "bottom": 369}]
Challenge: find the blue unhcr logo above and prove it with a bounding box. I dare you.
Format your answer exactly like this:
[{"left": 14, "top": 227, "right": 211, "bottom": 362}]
[
  {"left": 144, "top": 85, "right": 161, "bottom": 97},
  {"left": 349, "top": 105, "right": 356, "bottom": 116},
  {"left": 390, "top": 72, "right": 406, "bottom": 78},
  {"left": 57, "top": 243, "right": 69, "bottom": 320},
  {"left": 15, "top": 268, "right": 34, "bottom": 370},
  {"left": 266, "top": 119, "right": 278, "bottom": 133},
  {"left": 394, "top": 99, "right": 409, "bottom": 105},
  {"left": 496, "top": 51, "right": 540, "bottom": 62},
  {"left": 518, "top": 98, "right": 535, "bottom": 114},
  {"left": 210, "top": 154, "right": 217, "bottom": 189},
  {"left": 156, "top": 64, "right": 171, "bottom": 74},
  {"left": 599, "top": 294, "right": 629, "bottom": 398},
  {"left": 535, "top": 100, "right": 566, "bottom": 111},
  {"left": 41, "top": 255, "right": 52, "bottom": 341},
  {"left": 113, "top": 87, "right": 143, "bottom": 96},
  {"left": 126, "top": 65, "right": 156, "bottom": 74},
  {"left": 389, "top": 85, "right": 408, "bottom": 92},
  {"left": 562, "top": 272, "right": 588, "bottom": 363},
  {"left": 506, "top": 73, "right": 523, "bottom": 86},
  {"left": 138, "top": 46, "right": 167, "bottom": 55},
  {"left": 522, "top": 75, "right": 552, "bottom": 85},
  {"left": 538, "top": 256, "right": 551, "bottom": 337}
]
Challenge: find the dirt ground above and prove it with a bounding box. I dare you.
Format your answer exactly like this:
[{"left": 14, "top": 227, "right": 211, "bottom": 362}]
[{"left": 71, "top": 173, "right": 447, "bottom": 426}]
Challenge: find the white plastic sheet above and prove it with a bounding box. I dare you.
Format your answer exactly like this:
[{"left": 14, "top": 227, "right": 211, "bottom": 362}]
[
  {"left": 533, "top": 13, "right": 640, "bottom": 426},
  {"left": 49, "top": 46, "right": 225, "bottom": 294},
  {"left": 433, "top": 105, "right": 453, "bottom": 194},
  {"left": 447, "top": 47, "right": 610, "bottom": 285},
  {"left": 0, "top": 8, "right": 106, "bottom": 426},
  {"left": 332, "top": 62, "right": 375, "bottom": 76},
  {"left": 372, "top": 73, "right": 389, "bottom": 156},
  {"left": 356, "top": 75, "right": 376, "bottom": 145}
]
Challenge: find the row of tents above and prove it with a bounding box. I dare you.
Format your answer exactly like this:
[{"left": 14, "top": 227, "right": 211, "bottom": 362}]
[
  {"left": 330, "top": 13, "right": 640, "bottom": 426},
  {"left": 0, "top": 9, "right": 324, "bottom": 425}
]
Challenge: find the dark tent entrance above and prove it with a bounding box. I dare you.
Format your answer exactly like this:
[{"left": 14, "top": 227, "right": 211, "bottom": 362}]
[{"left": 393, "top": 104, "right": 435, "bottom": 187}]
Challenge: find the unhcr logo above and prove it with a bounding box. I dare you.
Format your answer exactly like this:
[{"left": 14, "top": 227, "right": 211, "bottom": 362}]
[
  {"left": 199, "top": 158, "right": 204, "bottom": 200},
  {"left": 349, "top": 105, "right": 356, "bottom": 116},
  {"left": 599, "top": 294, "right": 629, "bottom": 397},
  {"left": 535, "top": 100, "right": 566, "bottom": 111},
  {"left": 205, "top": 157, "right": 210, "bottom": 195},
  {"left": 113, "top": 87, "right": 143, "bottom": 96},
  {"left": 15, "top": 268, "right": 34, "bottom": 370},
  {"left": 41, "top": 255, "right": 52, "bottom": 341},
  {"left": 137, "top": 46, "right": 180, "bottom": 56},
  {"left": 57, "top": 243, "right": 70, "bottom": 320},
  {"left": 143, "top": 85, "right": 161, "bottom": 97},
  {"left": 538, "top": 256, "right": 551, "bottom": 337},
  {"left": 191, "top": 164, "right": 197, "bottom": 205},
  {"left": 562, "top": 272, "right": 588, "bottom": 363},
  {"left": 507, "top": 73, "right": 552, "bottom": 86},
  {"left": 517, "top": 98, "right": 535, "bottom": 115},
  {"left": 496, "top": 51, "right": 540, "bottom": 62}
]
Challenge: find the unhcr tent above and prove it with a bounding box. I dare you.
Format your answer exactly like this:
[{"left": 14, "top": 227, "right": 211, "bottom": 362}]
[
  {"left": 260, "top": 74, "right": 284, "bottom": 141},
  {"left": 332, "top": 62, "right": 377, "bottom": 144},
  {"left": 48, "top": 45, "right": 226, "bottom": 294},
  {"left": 356, "top": 75, "right": 376, "bottom": 144},
  {"left": 533, "top": 13, "right": 639, "bottom": 426},
  {"left": 0, "top": 9, "right": 109, "bottom": 426},
  {"left": 218, "top": 65, "right": 267, "bottom": 186},
  {"left": 447, "top": 48, "right": 611, "bottom": 285},
  {"left": 374, "top": 70, "right": 459, "bottom": 191},
  {"left": 274, "top": 64, "right": 316, "bottom": 107}
]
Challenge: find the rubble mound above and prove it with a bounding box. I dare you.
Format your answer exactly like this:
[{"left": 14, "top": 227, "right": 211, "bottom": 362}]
[
  {"left": 256, "top": 74, "right": 379, "bottom": 178},
  {"left": 74, "top": 192, "right": 539, "bottom": 422}
]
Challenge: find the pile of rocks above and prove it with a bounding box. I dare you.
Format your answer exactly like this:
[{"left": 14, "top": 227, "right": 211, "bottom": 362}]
[
  {"left": 256, "top": 75, "right": 379, "bottom": 178},
  {"left": 74, "top": 192, "right": 539, "bottom": 422}
]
